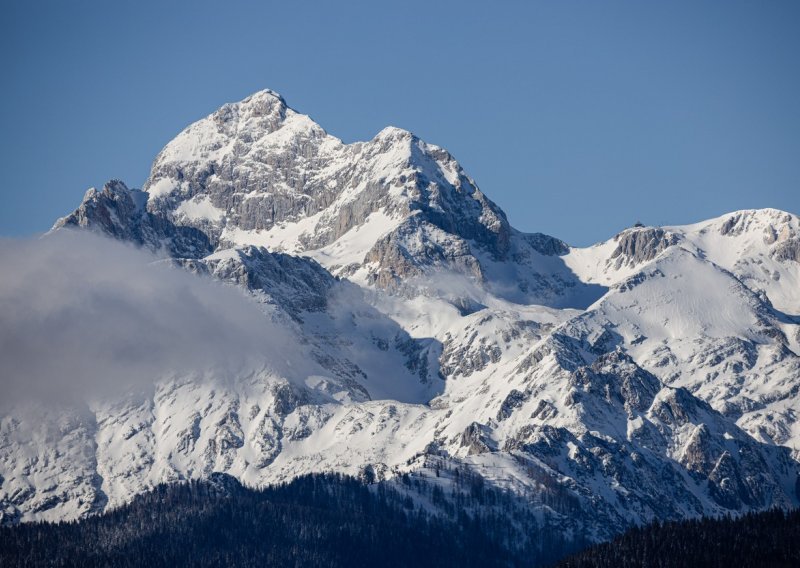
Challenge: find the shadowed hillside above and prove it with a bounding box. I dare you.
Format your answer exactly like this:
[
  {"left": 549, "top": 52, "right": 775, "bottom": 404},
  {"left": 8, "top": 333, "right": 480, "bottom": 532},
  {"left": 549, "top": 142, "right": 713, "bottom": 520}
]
[
  {"left": 0, "top": 472, "right": 578, "bottom": 567},
  {"left": 556, "top": 508, "right": 800, "bottom": 568}
]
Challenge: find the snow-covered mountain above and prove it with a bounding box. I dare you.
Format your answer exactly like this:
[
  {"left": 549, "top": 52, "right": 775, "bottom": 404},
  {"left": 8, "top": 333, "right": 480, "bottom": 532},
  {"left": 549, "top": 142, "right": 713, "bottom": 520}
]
[{"left": 3, "top": 90, "right": 799, "bottom": 544}]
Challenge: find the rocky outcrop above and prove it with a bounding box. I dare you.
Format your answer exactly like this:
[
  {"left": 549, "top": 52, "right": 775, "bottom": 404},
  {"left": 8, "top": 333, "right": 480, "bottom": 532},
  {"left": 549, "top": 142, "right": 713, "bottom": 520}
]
[
  {"left": 54, "top": 180, "right": 212, "bottom": 258},
  {"left": 175, "top": 246, "right": 336, "bottom": 316},
  {"left": 609, "top": 227, "right": 681, "bottom": 268},
  {"left": 523, "top": 232, "right": 570, "bottom": 256},
  {"left": 773, "top": 237, "right": 800, "bottom": 262}
]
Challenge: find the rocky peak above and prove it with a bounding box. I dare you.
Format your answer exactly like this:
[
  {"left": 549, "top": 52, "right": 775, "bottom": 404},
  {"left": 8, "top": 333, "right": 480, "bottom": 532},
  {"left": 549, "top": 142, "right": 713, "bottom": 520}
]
[
  {"left": 609, "top": 226, "right": 681, "bottom": 268},
  {"left": 53, "top": 180, "right": 212, "bottom": 258},
  {"left": 717, "top": 209, "right": 797, "bottom": 238},
  {"left": 708, "top": 209, "right": 800, "bottom": 263},
  {"left": 372, "top": 125, "right": 415, "bottom": 144},
  {"left": 89, "top": 89, "right": 526, "bottom": 298},
  {"left": 57, "top": 180, "right": 146, "bottom": 232},
  {"left": 213, "top": 89, "right": 290, "bottom": 133}
]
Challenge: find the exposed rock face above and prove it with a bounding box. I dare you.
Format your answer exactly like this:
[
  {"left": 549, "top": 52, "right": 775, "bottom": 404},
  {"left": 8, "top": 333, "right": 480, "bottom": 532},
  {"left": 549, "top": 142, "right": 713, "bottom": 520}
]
[
  {"left": 363, "top": 218, "right": 485, "bottom": 290},
  {"left": 716, "top": 209, "right": 800, "bottom": 264},
  {"left": 720, "top": 210, "right": 794, "bottom": 238},
  {"left": 524, "top": 232, "right": 570, "bottom": 256},
  {"left": 54, "top": 180, "right": 212, "bottom": 258},
  {"left": 140, "top": 91, "right": 513, "bottom": 286},
  {"left": 610, "top": 227, "right": 681, "bottom": 268},
  {"left": 498, "top": 345, "right": 797, "bottom": 515},
  {"left": 174, "top": 246, "right": 336, "bottom": 317},
  {"left": 773, "top": 238, "right": 800, "bottom": 262},
  {"left": 459, "top": 422, "right": 494, "bottom": 455}
]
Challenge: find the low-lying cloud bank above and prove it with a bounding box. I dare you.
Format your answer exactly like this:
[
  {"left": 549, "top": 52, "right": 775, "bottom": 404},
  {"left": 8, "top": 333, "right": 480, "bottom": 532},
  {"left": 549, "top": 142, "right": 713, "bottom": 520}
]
[{"left": 0, "top": 231, "right": 296, "bottom": 402}]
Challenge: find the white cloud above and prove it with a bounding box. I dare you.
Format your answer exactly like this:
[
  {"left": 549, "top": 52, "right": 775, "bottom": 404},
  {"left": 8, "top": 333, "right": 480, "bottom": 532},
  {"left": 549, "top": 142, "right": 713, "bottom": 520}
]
[{"left": 0, "top": 231, "right": 298, "bottom": 402}]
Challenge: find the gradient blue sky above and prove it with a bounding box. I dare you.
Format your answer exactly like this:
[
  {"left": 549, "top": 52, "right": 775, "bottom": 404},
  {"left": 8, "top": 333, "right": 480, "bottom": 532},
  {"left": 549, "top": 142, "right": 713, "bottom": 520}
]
[{"left": 1, "top": 0, "right": 798, "bottom": 245}]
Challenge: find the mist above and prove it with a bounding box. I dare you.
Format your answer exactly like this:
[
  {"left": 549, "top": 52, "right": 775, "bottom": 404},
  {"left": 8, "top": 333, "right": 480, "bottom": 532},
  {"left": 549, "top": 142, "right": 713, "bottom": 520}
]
[{"left": 0, "top": 231, "right": 298, "bottom": 402}]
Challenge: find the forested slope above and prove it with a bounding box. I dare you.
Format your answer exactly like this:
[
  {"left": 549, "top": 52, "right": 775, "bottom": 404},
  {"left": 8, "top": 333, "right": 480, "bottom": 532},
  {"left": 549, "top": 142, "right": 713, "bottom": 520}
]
[
  {"left": 0, "top": 472, "right": 569, "bottom": 567},
  {"left": 556, "top": 508, "right": 800, "bottom": 568}
]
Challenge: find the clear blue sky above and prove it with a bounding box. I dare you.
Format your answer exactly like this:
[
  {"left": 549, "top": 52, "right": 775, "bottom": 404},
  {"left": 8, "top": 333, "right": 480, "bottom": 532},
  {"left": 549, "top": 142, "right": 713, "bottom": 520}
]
[{"left": 1, "top": 0, "right": 798, "bottom": 245}]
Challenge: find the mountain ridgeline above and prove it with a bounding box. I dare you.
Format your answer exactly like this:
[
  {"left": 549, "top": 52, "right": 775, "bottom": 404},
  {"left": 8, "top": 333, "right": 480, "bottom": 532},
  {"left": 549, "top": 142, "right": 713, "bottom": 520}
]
[{"left": 2, "top": 89, "right": 800, "bottom": 564}]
